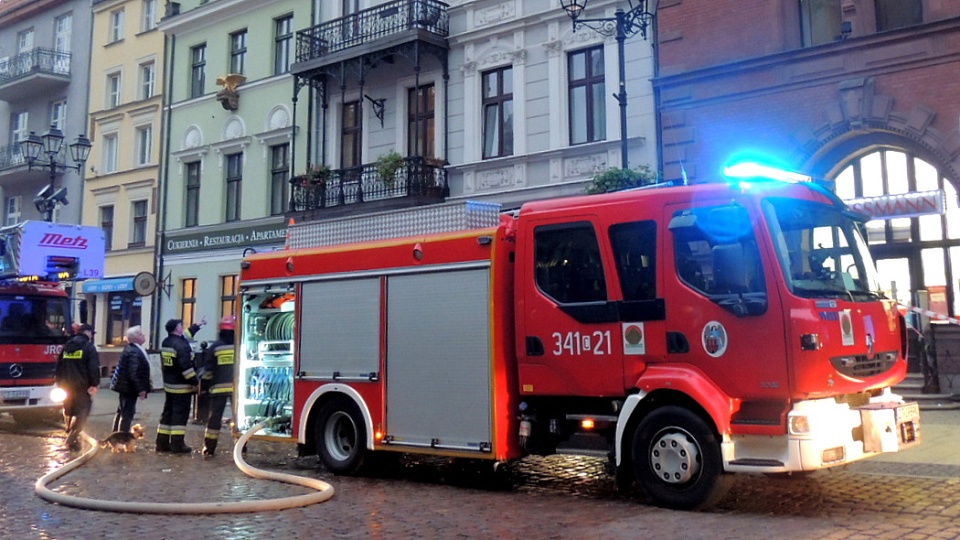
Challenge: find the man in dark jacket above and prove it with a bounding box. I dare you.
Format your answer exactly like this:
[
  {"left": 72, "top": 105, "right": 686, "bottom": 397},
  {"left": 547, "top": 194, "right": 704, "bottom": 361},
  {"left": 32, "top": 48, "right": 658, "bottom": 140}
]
[
  {"left": 200, "top": 315, "right": 235, "bottom": 456},
  {"left": 55, "top": 324, "right": 100, "bottom": 451},
  {"left": 157, "top": 318, "right": 204, "bottom": 453},
  {"left": 110, "top": 325, "right": 152, "bottom": 433}
]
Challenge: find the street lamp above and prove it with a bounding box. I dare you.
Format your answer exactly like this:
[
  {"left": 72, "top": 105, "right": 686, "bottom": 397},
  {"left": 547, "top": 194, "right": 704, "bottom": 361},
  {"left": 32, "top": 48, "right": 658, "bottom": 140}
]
[
  {"left": 560, "top": 0, "right": 658, "bottom": 170},
  {"left": 21, "top": 125, "right": 91, "bottom": 222}
]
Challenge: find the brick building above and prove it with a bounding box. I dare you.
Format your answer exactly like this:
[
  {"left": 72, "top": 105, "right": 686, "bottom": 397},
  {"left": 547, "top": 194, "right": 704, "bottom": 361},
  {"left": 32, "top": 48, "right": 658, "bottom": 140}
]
[{"left": 654, "top": 0, "right": 960, "bottom": 318}]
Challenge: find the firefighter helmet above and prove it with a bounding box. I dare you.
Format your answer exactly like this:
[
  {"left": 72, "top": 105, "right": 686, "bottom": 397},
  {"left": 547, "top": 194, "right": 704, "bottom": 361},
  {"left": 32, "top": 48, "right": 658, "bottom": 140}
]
[{"left": 219, "top": 315, "right": 236, "bottom": 331}]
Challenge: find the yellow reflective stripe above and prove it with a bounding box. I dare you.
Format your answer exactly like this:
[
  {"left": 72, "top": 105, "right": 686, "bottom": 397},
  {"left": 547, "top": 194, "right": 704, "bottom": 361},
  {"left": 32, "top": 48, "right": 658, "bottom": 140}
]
[
  {"left": 168, "top": 427, "right": 187, "bottom": 435},
  {"left": 62, "top": 351, "right": 83, "bottom": 359},
  {"left": 209, "top": 384, "right": 233, "bottom": 394},
  {"left": 182, "top": 368, "right": 197, "bottom": 379},
  {"left": 164, "top": 384, "right": 195, "bottom": 394},
  {"left": 215, "top": 350, "right": 234, "bottom": 365},
  {"left": 161, "top": 348, "right": 175, "bottom": 366}
]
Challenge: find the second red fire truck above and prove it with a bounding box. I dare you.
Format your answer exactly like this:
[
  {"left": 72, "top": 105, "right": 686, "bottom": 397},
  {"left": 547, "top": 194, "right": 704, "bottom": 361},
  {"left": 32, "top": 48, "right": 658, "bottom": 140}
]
[{"left": 234, "top": 167, "right": 919, "bottom": 509}]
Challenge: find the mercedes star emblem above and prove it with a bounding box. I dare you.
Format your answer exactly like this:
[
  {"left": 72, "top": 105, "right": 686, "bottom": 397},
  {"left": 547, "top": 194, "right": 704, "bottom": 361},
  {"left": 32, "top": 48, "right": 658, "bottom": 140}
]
[{"left": 9, "top": 364, "right": 24, "bottom": 378}]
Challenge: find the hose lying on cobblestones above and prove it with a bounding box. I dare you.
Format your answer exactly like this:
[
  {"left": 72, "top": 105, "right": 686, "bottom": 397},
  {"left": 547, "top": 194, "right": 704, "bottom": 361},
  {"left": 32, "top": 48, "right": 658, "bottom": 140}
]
[{"left": 34, "top": 421, "right": 335, "bottom": 514}]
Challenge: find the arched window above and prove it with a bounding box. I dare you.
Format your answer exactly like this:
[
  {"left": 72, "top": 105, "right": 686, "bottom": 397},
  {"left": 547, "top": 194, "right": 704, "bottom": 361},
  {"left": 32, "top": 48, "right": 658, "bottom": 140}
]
[{"left": 834, "top": 149, "right": 960, "bottom": 316}]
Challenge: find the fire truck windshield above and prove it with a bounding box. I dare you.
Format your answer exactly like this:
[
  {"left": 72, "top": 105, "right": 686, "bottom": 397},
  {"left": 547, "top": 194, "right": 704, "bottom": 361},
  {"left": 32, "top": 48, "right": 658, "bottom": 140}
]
[
  {"left": 0, "top": 295, "right": 70, "bottom": 344},
  {"left": 763, "top": 197, "right": 883, "bottom": 301}
]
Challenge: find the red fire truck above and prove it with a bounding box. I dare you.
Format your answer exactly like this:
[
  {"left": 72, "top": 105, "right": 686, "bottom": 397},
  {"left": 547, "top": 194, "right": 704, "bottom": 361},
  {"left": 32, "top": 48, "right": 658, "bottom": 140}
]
[
  {"left": 0, "top": 221, "right": 105, "bottom": 425},
  {"left": 234, "top": 167, "right": 919, "bottom": 509}
]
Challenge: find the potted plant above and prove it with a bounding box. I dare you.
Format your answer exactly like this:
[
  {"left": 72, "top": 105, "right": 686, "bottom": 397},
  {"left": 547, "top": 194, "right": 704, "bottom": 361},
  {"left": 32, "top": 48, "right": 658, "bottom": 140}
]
[
  {"left": 376, "top": 150, "right": 405, "bottom": 186},
  {"left": 309, "top": 163, "right": 332, "bottom": 185}
]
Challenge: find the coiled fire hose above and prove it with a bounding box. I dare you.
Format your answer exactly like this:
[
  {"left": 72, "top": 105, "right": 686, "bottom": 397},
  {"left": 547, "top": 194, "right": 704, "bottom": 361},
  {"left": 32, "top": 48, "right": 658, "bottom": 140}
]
[{"left": 35, "top": 421, "right": 334, "bottom": 514}]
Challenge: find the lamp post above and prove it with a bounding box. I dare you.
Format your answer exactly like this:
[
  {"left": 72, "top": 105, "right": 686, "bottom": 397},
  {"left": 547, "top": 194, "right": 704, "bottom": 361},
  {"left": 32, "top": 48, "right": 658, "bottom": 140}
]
[
  {"left": 560, "top": 0, "right": 657, "bottom": 170},
  {"left": 21, "top": 125, "right": 91, "bottom": 222}
]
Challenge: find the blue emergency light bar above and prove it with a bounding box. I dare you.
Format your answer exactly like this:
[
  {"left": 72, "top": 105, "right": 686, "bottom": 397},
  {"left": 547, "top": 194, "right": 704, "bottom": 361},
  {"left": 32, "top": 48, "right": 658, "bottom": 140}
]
[{"left": 722, "top": 162, "right": 812, "bottom": 183}]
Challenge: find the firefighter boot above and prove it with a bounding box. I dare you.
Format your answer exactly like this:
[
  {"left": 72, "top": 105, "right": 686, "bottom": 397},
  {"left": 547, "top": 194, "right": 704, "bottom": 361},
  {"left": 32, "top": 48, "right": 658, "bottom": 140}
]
[
  {"left": 169, "top": 435, "right": 193, "bottom": 454},
  {"left": 202, "top": 438, "right": 217, "bottom": 457},
  {"left": 155, "top": 432, "right": 171, "bottom": 453}
]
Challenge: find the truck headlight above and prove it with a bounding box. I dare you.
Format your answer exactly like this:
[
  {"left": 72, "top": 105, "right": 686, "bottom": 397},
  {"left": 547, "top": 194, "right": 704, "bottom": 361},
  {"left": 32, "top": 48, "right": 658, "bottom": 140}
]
[
  {"left": 789, "top": 415, "right": 810, "bottom": 435},
  {"left": 50, "top": 386, "right": 67, "bottom": 403}
]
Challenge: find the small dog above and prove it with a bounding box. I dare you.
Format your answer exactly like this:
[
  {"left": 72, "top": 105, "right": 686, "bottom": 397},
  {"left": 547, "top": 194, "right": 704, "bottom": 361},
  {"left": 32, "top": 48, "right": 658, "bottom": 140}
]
[{"left": 100, "top": 424, "right": 145, "bottom": 453}]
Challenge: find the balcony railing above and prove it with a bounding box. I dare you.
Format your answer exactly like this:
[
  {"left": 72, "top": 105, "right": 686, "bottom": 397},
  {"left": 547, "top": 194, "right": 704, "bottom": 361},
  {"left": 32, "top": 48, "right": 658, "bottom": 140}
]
[
  {"left": 290, "top": 157, "right": 447, "bottom": 212},
  {"left": 0, "top": 142, "right": 25, "bottom": 170},
  {"left": 295, "top": 0, "right": 449, "bottom": 63},
  {"left": 0, "top": 48, "right": 71, "bottom": 83}
]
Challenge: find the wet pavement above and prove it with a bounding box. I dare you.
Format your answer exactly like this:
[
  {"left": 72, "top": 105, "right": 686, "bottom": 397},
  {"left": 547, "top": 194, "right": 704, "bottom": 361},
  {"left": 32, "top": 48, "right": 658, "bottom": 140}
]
[{"left": 1, "top": 392, "right": 959, "bottom": 539}]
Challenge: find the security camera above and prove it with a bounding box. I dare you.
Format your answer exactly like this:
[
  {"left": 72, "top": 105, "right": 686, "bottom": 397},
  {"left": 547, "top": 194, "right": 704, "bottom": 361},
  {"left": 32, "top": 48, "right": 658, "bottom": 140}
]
[
  {"left": 34, "top": 196, "right": 47, "bottom": 213},
  {"left": 50, "top": 187, "right": 68, "bottom": 205},
  {"left": 36, "top": 184, "right": 53, "bottom": 199}
]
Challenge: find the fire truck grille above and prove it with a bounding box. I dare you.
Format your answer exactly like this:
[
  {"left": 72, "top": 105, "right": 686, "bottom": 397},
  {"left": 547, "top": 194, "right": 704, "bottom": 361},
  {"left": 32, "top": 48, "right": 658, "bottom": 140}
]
[
  {"left": 0, "top": 362, "right": 57, "bottom": 382},
  {"left": 829, "top": 351, "right": 898, "bottom": 378}
]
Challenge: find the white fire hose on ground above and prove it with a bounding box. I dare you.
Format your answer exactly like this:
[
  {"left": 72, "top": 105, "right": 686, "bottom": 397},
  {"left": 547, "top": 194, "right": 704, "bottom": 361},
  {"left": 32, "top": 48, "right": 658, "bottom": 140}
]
[{"left": 35, "top": 421, "right": 335, "bottom": 514}]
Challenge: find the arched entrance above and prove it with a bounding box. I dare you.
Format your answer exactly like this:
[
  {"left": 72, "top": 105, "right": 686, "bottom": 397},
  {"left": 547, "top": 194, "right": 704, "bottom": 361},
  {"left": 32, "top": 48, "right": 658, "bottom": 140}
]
[{"left": 832, "top": 147, "right": 960, "bottom": 319}]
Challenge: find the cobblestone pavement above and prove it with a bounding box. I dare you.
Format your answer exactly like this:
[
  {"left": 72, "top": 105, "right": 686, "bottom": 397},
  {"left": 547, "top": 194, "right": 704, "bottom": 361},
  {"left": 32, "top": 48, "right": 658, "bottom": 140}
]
[{"left": 0, "top": 400, "right": 958, "bottom": 540}]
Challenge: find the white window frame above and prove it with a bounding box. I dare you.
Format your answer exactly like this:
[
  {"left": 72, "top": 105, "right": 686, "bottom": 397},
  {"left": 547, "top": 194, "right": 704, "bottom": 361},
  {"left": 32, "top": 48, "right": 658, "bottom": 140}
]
[
  {"left": 107, "top": 72, "right": 122, "bottom": 108},
  {"left": 54, "top": 14, "right": 72, "bottom": 53},
  {"left": 139, "top": 61, "right": 155, "bottom": 100},
  {"left": 4, "top": 196, "right": 21, "bottom": 226},
  {"left": 102, "top": 133, "right": 119, "bottom": 173},
  {"left": 50, "top": 100, "right": 67, "bottom": 130},
  {"left": 141, "top": 0, "right": 157, "bottom": 31},
  {"left": 110, "top": 9, "right": 125, "bottom": 43},
  {"left": 135, "top": 124, "right": 152, "bottom": 166}
]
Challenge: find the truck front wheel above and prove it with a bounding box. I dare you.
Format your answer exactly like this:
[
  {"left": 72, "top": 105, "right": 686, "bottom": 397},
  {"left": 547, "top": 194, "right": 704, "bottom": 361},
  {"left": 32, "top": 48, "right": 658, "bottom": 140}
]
[
  {"left": 631, "top": 406, "right": 729, "bottom": 510},
  {"left": 315, "top": 397, "right": 367, "bottom": 475}
]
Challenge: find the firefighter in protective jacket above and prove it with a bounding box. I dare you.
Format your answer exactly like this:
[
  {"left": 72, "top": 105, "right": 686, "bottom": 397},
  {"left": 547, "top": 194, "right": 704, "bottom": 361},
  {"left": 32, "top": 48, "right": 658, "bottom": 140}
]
[
  {"left": 55, "top": 324, "right": 100, "bottom": 451},
  {"left": 200, "top": 315, "right": 235, "bottom": 456},
  {"left": 156, "top": 318, "right": 204, "bottom": 453}
]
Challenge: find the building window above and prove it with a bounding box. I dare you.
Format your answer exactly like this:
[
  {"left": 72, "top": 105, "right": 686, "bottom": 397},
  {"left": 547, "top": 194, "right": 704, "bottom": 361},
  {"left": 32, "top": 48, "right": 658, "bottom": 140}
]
[
  {"left": 220, "top": 274, "right": 237, "bottom": 319},
  {"left": 139, "top": 61, "right": 155, "bottom": 99},
  {"left": 54, "top": 14, "right": 72, "bottom": 53},
  {"left": 135, "top": 125, "right": 152, "bottom": 166},
  {"left": 142, "top": 0, "right": 157, "bottom": 31},
  {"left": 407, "top": 84, "right": 435, "bottom": 157},
  {"left": 130, "top": 200, "right": 147, "bottom": 247},
  {"left": 270, "top": 144, "right": 289, "bottom": 216},
  {"left": 230, "top": 30, "right": 247, "bottom": 75},
  {"left": 225, "top": 153, "right": 242, "bottom": 222},
  {"left": 185, "top": 161, "right": 201, "bottom": 227},
  {"left": 180, "top": 278, "right": 197, "bottom": 327},
  {"left": 4, "top": 196, "right": 20, "bottom": 226},
  {"left": 190, "top": 44, "right": 206, "bottom": 99},
  {"left": 341, "top": 101, "right": 361, "bottom": 169},
  {"left": 10, "top": 111, "right": 27, "bottom": 163},
  {"left": 876, "top": 0, "right": 922, "bottom": 32},
  {"left": 568, "top": 46, "right": 605, "bottom": 145},
  {"left": 800, "top": 0, "right": 840, "bottom": 46},
  {"left": 50, "top": 100, "right": 67, "bottom": 130},
  {"left": 482, "top": 66, "right": 514, "bottom": 159},
  {"left": 274, "top": 16, "right": 293, "bottom": 75},
  {"left": 110, "top": 9, "right": 125, "bottom": 43},
  {"left": 103, "top": 134, "right": 118, "bottom": 173},
  {"left": 100, "top": 205, "right": 114, "bottom": 252},
  {"left": 107, "top": 73, "right": 122, "bottom": 108},
  {"left": 106, "top": 293, "right": 142, "bottom": 347}
]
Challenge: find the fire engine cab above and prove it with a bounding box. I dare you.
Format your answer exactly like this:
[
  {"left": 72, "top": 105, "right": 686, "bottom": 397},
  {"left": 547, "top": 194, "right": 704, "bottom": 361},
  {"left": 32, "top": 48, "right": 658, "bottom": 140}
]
[
  {"left": 0, "top": 221, "right": 104, "bottom": 425},
  {"left": 234, "top": 167, "right": 919, "bottom": 509}
]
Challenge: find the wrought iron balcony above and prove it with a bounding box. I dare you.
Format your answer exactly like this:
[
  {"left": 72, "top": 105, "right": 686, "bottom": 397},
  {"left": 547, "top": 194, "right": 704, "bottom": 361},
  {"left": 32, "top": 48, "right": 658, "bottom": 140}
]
[
  {"left": 0, "top": 48, "right": 71, "bottom": 102},
  {"left": 290, "top": 156, "right": 448, "bottom": 213},
  {"left": 0, "top": 142, "right": 25, "bottom": 171},
  {"left": 295, "top": 0, "right": 449, "bottom": 65}
]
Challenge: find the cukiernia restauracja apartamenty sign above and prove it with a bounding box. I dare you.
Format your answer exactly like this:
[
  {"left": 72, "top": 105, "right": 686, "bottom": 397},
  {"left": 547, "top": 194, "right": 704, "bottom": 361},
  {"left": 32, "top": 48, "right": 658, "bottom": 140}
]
[{"left": 163, "top": 222, "right": 287, "bottom": 254}]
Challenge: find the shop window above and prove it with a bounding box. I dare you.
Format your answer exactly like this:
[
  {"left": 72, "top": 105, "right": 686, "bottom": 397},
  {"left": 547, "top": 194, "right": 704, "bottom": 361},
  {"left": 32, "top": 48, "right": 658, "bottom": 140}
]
[
  {"left": 221, "top": 274, "right": 237, "bottom": 318},
  {"left": 106, "top": 292, "right": 142, "bottom": 346},
  {"left": 180, "top": 277, "right": 197, "bottom": 327}
]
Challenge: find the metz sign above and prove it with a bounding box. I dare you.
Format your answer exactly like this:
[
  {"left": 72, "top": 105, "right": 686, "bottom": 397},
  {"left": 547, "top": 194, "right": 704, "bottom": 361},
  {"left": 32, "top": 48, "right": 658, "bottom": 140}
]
[{"left": 846, "top": 190, "right": 945, "bottom": 220}]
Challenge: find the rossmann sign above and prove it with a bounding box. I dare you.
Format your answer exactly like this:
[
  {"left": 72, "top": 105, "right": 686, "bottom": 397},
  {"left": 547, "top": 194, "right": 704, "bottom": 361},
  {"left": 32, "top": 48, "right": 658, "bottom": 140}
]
[{"left": 846, "top": 190, "right": 945, "bottom": 220}]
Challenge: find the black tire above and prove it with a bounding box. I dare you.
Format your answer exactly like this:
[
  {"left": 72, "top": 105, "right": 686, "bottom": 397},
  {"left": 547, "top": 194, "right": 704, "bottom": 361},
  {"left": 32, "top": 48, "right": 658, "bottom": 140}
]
[
  {"left": 631, "top": 406, "right": 730, "bottom": 510},
  {"left": 315, "top": 396, "right": 367, "bottom": 475}
]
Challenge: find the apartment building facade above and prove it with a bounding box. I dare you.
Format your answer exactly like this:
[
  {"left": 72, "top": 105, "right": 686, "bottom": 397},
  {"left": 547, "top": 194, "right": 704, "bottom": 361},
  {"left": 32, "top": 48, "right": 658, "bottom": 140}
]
[
  {"left": 80, "top": 0, "right": 164, "bottom": 354},
  {"left": 287, "top": 0, "right": 658, "bottom": 220},
  {"left": 156, "top": 0, "right": 306, "bottom": 334},
  {"left": 0, "top": 0, "right": 92, "bottom": 226}
]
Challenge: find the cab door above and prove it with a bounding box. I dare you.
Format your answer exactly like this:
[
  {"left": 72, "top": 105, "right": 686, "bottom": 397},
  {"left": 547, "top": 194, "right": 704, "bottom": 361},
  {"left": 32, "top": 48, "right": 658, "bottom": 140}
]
[{"left": 517, "top": 217, "right": 665, "bottom": 397}]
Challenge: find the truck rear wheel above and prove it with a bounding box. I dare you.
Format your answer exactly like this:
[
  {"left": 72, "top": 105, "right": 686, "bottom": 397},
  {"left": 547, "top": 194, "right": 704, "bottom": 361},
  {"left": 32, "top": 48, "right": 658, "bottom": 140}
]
[
  {"left": 315, "top": 397, "right": 367, "bottom": 475},
  {"left": 631, "top": 406, "right": 729, "bottom": 510}
]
